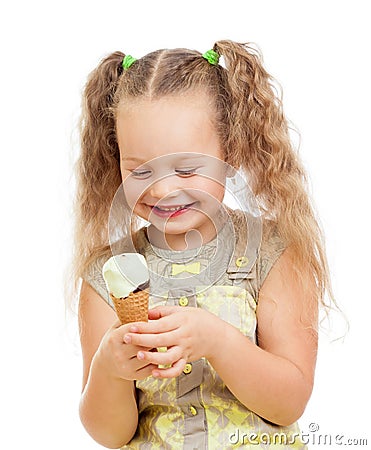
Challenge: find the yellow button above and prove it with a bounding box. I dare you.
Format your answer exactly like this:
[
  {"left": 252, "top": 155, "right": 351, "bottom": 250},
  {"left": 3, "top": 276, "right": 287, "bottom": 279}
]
[
  {"left": 183, "top": 363, "right": 192, "bottom": 374},
  {"left": 236, "top": 256, "right": 249, "bottom": 268},
  {"left": 179, "top": 296, "right": 189, "bottom": 306},
  {"left": 189, "top": 405, "right": 197, "bottom": 416}
]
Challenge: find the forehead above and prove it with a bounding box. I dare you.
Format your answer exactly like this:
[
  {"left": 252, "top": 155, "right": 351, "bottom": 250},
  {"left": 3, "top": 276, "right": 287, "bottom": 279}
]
[
  {"left": 121, "top": 152, "right": 220, "bottom": 167},
  {"left": 116, "top": 92, "right": 221, "bottom": 162},
  {"left": 118, "top": 89, "right": 214, "bottom": 115}
]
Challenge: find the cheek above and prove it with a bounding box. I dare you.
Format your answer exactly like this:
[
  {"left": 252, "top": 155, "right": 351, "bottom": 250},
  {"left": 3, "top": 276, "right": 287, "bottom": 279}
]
[
  {"left": 213, "top": 183, "right": 225, "bottom": 202},
  {"left": 122, "top": 178, "right": 146, "bottom": 210},
  {"left": 193, "top": 179, "right": 225, "bottom": 203}
]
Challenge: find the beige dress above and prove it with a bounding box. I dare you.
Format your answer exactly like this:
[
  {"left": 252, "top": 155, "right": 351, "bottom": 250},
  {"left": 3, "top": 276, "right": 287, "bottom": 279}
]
[{"left": 85, "top": 212, "right": 307, "bottom": 449}]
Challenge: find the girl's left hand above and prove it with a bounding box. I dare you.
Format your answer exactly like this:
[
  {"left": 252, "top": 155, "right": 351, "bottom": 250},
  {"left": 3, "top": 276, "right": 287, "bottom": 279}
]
[{"left": 122, "top": 306, "right": 225, "bottom": 378}]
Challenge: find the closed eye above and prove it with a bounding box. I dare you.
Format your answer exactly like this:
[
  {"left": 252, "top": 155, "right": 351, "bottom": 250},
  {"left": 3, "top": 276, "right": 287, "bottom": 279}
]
[
  {"left": 175, "top": 168, "right": 197, "bottom": 177},
  {"left": 130, "top": 169, "right": 152, "bottom": 179}
]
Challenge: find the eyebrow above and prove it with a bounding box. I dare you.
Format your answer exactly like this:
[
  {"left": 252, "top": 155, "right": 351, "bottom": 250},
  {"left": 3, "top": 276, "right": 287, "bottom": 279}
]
[
  {"left": 121, "top": 154, "right": 207, "bottom": 163},
  {"left": 121, "top": 156, "right": 145, "bottom": 163}
]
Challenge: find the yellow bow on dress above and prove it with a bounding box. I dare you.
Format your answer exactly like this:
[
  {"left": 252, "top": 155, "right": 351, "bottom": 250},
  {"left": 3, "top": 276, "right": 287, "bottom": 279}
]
[{"left": 171, "top": 262, "right": 201, "bottom": 276}]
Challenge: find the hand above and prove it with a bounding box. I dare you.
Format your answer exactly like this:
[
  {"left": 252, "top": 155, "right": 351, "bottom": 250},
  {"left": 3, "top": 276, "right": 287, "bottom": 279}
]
[
  {"left": 122, "top": 306, "right": 225, "bottom": 379},
  {"left": 93, "top": 321, "right": 158, "bottom": 381}
]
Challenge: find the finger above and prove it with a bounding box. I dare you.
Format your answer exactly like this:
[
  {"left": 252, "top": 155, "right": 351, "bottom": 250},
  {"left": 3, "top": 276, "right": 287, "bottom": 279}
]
[
  {"left": 134, "top": 364, "right": 159, "bottom": 381},
  {"left": 126, "top": 315, "right": 180, "bottom": 335},
  {"left": 131, "top": 358, "right": 158, "bottom": 373},
  {"left": 137, "top": 346, "right": 182, "bottom": 366},
  {"left": 148, "top": 305, "right": 182, "bottom": 320},
  {"left": 123, "top": 349, "right": 157, "bottom": 371},
  {"left": 152, "top": 358, "right": 187, "bottom": 379},
  {"left": 127, "top": 345, "right": 154, "bottom": 359},
  {"left": 124, "top": 331, "right": 177, "bottom": 348},
  {"left": 111, "top": 322, "right": 140, "bottom": 343}
]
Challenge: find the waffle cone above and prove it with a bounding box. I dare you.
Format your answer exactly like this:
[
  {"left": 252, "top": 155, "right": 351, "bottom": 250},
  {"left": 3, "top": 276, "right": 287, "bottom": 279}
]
[{"left": 110, "top": 290, "right": 149, "bottom": 325}]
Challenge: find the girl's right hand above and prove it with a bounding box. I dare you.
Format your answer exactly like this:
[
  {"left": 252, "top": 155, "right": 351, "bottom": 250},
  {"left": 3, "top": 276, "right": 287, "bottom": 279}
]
[{"left": 92, "top": 321, "right": 157, "bottom": 381}]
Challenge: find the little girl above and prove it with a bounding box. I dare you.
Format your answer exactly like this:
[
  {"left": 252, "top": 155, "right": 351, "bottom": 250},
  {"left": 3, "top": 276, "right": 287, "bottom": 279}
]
[{"left": 73, "top": 40, "right": 333, "bottom": 449}]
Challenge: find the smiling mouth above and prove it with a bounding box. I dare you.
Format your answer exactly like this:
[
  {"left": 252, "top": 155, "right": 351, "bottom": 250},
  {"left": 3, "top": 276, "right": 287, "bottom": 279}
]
[{"left": 150, "top": 202, "right": 196, "bottom": 218}]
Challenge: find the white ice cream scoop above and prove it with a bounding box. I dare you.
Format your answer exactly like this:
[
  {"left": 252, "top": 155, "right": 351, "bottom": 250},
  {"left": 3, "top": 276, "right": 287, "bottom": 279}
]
[{"left": 102, "top": 253, "right": 149, "bottom": 298}]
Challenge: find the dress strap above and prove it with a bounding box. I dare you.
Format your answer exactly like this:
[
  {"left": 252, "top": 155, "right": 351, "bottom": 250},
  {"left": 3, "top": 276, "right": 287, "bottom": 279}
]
[{"left": 226, "top": 211, "right": 262, "bottom": 280}]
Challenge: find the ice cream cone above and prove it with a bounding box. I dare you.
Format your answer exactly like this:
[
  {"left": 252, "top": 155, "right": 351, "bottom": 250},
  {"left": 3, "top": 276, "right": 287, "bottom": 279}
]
[
  {"left": 110, "top": 289, "right": 149, "bottom": 325},
  {"left": 102, "top": 253, "right": 150, "bottom": 325}
]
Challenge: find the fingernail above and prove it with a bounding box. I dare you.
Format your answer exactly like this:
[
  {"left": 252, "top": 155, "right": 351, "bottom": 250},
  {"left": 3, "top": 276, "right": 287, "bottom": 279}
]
[
  {"left": 123, "top": 335, "right": 131, "bottom": 344},
  {"left": 137, "top": 351, "right": 144, "bottom": 360},
  {"left": 129, "top": 326, "right": 138, "bottom": 332},
  {"left": 152, "top": 370, "right": 160, "bottom": 378}
]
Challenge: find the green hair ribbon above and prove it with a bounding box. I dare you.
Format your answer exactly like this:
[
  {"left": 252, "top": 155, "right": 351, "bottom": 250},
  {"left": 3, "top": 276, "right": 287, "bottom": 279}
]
[
  {"left": 202, "top": 49, "right": 220, "bottom": 65},
  {"left": 122, "top": 54, "right": 137, "bottom": 70}
]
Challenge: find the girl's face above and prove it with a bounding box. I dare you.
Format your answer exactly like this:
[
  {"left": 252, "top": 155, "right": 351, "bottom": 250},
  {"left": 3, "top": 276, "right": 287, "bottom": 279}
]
[{"left": 116, "top": 92, "right": 227, "bottom": 250}]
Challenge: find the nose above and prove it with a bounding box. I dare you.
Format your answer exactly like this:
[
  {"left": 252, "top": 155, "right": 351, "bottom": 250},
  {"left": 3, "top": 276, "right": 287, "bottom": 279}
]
[{"left": 148, "top": 174, "right": 181, "bottom": 200}]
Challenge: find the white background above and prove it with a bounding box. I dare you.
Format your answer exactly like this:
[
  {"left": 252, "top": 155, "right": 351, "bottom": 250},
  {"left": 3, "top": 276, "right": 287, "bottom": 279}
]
[{"left": 1, "top": 1, "right": 370, "bottom": 448}]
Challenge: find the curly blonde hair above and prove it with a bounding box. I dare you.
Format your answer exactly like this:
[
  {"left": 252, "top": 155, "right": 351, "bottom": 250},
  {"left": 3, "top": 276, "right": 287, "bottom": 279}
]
[{"left": 72, "top": 40, "right": 335, "bottom": 314}]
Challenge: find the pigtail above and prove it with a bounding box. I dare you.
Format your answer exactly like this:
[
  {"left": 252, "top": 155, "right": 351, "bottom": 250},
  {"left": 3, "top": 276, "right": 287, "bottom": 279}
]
[
  {"left": 214, "top": 40, "right": 300, "bottom": 201},
  {"left": 215, "top": 40, "right": 333, "bottom": 309},
  {"left": 74, "top": 52, "right": 124, "bottom": 281}
]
